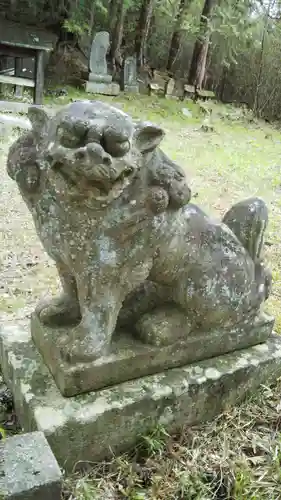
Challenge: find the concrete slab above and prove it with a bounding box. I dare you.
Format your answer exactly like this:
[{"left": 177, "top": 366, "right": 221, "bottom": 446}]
[
  {"left": 31, "top": 312, "right": 274, "bottom": 397},
  {"left": 1, "top": 324, "right": 281, "bottom": 472},
  {"left": 0, "top": 432, "right": 62, "bottom": 499}
]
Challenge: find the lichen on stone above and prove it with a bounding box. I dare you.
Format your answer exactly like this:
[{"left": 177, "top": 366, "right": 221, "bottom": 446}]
[{"left": 6, "top": 100, "right": 273, "bottom": 393}]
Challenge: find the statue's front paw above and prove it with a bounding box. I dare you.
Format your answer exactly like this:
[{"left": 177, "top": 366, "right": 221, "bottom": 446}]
[
  {"left": 58, "top": 326, "right": 108, "bottom": 364},
  {"left": 36, "top": 294, "right": 81, "bottom": 327}
]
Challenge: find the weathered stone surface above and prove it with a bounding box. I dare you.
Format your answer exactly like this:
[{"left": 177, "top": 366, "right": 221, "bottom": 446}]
[
  {"left": 88, "top": 72, "right": 112, "bottom": 83},
  {"left": 85, "top": 32, "right": 121, "bottom": 95},
  {"left": 31, "top": 311, "right": 274, "bottom": 396},
  {"left": 85, "top": 80, "right": 120, "bottom": 95},
  {"left": 1, "top": 324, "right": 281, "bottom": 471},
  {"left": 6, "top": 99, "right": 272, "bottom": 396},
  {"left": 164, "top": 78, "right": 175, "bottom": 98},
  {"left": 222, "top": 197, "right": 268, "bottom": 262},
  {"left": 124, "top": 84, "right": 139, "bottom": 94},
  {"left": 121, "top": 55, "right": 139, "bottom": 93},
  {"left": 0, "top": 431, "right": 62, "bottom": 499},
  {"left": 89, "top": 31, "right": 110, "bottom": 76}
]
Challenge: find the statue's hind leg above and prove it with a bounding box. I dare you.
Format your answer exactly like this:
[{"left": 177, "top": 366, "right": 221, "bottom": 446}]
[
  {"left": 117, "top": 280, "right": 194, "bottom": 346},
  {"left": 117, "top": 281, "right": 171, "bottom": 330},
  {"left": 36, "top": 260, "right": 81, "bottom": 326}
]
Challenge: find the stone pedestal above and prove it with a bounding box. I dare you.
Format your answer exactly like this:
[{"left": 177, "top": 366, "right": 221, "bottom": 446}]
[
  {"left": 85, "top": 79, "right": 120, "bottom": 96},
  {"left": 1, "top": 323, "right": 281, "bottom": 472},
  {"left": 124, "top": 84, "right": 139, "bottom": 93},
  {"left": 85, "top": 71, "right": 119, "bottom": 95},
  {"left": 88, "top": 72, "right": 112, "bottom": 83},
  {"left": 31, "top": 312, "right": 274, "bottom": 397}
]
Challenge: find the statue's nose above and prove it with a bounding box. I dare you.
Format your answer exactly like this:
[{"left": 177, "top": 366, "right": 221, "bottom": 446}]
[{"left": 79, "top": 142, "right": 112, "bottom": 166}]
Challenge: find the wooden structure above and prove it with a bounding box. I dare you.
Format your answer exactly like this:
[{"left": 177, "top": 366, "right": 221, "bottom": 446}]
[
  {"left": 183, "top": 84, "right": 216, "bottom": 102},
  {"left": 0, "top": 18, "right": 57, "bottom": 104}
]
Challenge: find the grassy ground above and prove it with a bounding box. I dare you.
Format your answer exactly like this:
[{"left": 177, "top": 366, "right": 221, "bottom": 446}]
[{"left": 1, "top": 92, "right": 281, "bottom": 498}]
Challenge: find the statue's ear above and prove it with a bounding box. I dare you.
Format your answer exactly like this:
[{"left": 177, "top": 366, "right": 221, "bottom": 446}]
[
  {"left": 134, "top": 122, "right": 165, "bottom": 153},
  {"left": 27, "top": 106, "right": 49, "bottom": 142}
]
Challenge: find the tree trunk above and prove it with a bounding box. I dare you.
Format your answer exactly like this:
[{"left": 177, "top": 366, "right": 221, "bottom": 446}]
[
  {"left": 110, "top": 0, "right": 126, "bottom": 73},
  {"left": 167, "top": 0, "right": 190, "bottom": 73},
  {"left": 108, "top": 0, "right": 120, "bottom": 33},
  {"left": 219, "top": 65, "right": 228, "bottom": 101},
  {"left": 135, "top": 0, "right": 154, "bottom": 69},
  {"left": 188, "top": 0, "right": 215, "bottom": 88},
  {"left": 253, "top": 0, "right": 271, "bottom": 116}
]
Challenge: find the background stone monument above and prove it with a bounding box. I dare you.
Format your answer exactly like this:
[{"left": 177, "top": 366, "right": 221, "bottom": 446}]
[
  {"left": 2, "top": 100, "right": 281, "bottom": 470},
  {"left": 121, "top": 55, "right": 139, "bottom": 93},
  {"left": 164, "top": 77, "right": 175, "bottom": 98},
  {"left": 86, "top": 31, "right": 120, "bottom": 95}
]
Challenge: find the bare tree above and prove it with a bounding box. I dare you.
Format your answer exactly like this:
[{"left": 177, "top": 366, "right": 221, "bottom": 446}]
[
  {"left": 253, "top": 0, "right": 275, "bottom": 114},
  {"left": 135, "top": 0, "right": 154, "bottom": 69},
  {"left": 110, "top": 0, "right": 126, "bottom": 73},
  {"left": 188, "top": 0, "right": 216, "bottom": 89},
  {"left": 167, "top": 0, "right": 192, "bottom": 73}
]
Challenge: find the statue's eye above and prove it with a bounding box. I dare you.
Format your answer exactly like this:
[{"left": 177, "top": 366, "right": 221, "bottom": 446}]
[
  {"left": 56, "top": 125, "right": 87, "bottom": 149},
  {"left": 56, "top": 117, "right": 89, "bottom": 149},
  {"left": 101, "top": 130, "right": 130, "bottom": 158},
  {"left": 102, "top": 137, "right": 130, "bottom": 158}
]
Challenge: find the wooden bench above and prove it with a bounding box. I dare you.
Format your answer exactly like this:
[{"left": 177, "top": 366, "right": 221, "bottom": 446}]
[
  {"left": 0, "top": 19, "right": 57, "bottom": 104},
  {"left": 0, "top": 74, "right": 35, "bottom": 88}
]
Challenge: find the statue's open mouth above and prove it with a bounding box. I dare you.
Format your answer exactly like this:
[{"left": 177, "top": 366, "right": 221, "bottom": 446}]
[
  {"left": 48, "top": 142, "right": 136, "bottom": 201},
  {"left": 82, "top": 163, "right": 135, "bottom": 196}
]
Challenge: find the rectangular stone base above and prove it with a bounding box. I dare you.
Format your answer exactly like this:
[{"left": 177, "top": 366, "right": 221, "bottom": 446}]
[
  {"left": 88, "top": 72, "right": 112, "bottom": 83},
  {"left": 85, "top": 80, "right": 120, "bottom": 95},
  {"left": 124, "top": 84, "right": 139, "bottom": 93},
  {"left": 0, "top": 432, "right": 62, "bottom": 499},
  {"left": 31, "top": 312, "right": 274, "bottom": 397},
  {"left": 1, "top": 324, "right": 281, "bottom": 471}
]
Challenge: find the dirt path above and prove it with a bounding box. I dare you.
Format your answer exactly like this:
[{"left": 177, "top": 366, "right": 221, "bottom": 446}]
[{"left": 0, "top": 132, "right": 57, "bottom": 329}]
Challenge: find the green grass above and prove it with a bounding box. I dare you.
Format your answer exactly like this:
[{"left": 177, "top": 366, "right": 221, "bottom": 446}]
[
  {"left": 43, "top": 86, "right": 202, "bottom": 127},
  {"left": 1, "top": 89, "right": 281, "bottom": 499}
]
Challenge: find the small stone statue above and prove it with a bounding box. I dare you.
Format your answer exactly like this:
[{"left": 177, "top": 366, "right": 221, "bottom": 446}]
[{"left": 7, "top": 100, "right": 271, "bottom": 366}]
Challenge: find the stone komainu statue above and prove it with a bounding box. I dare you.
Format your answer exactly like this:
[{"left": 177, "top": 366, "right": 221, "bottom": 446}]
[{"left": 7, "top": 100, "right": 272, "bottom": 364}]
